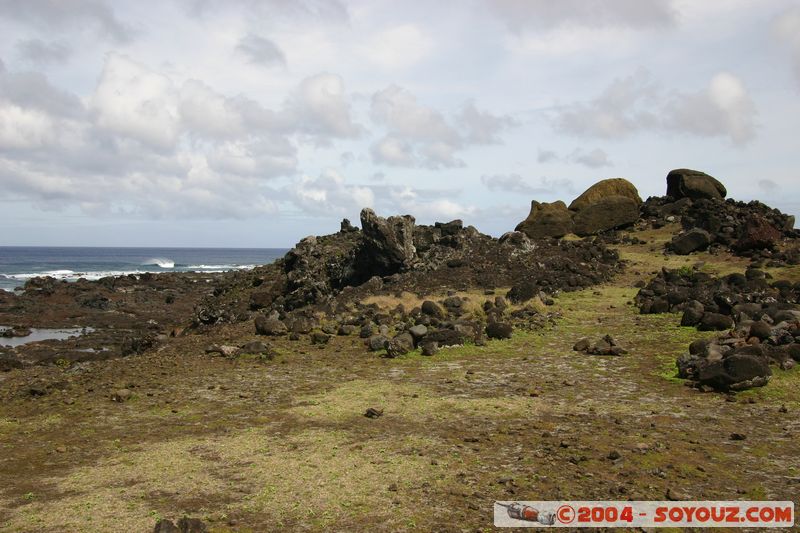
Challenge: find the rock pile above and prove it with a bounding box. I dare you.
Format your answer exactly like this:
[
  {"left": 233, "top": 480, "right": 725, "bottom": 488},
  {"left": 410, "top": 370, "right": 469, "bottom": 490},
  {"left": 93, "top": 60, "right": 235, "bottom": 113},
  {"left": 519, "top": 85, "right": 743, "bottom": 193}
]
[
  {"left": 638, "top": 168, "right": 796, "bottom": 258},
  {"left": 635, "top": 267, "right": 800, "bottom": 331},
  {"left": 677, "top": 317, "right": 800, "bottom": 392},
  {"left": 573, "top": 335, "right": 628, "bottom": 356},
  {"left": 636, "top": 266, "right": 800, "bottom": 391}
]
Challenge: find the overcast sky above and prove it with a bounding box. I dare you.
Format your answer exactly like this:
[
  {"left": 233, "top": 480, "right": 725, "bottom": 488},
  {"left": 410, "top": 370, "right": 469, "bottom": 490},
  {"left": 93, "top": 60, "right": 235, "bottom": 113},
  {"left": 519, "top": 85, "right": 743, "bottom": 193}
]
[{"left": 0, "top": 0, "right": 798, "bottom": 247}]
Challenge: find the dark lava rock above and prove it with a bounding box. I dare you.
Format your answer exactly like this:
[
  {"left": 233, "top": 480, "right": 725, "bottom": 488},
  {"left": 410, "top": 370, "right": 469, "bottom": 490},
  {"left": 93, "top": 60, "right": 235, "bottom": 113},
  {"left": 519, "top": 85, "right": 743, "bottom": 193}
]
[
  {"left": 749, "top": 320, "right": 772, "bottom": 340},
  {"left": 420, "top": 340, "right": 439, "bottom": 356},
  {"left": 1, "top": 326, "right": 31, "bottom": 338},
  {"left": 515, "top": 200, "right": 575, "bottom": 239},
  {"left": 367, "top": 334, "right": 389, "bottom": 352},
  {"left": 364, "top": 407, "right": 383, "bottom": 418},
  {"left": 337, "top": 324, "right": 357, "bottom": 336},
  {"left": 697, "top": 354, "right": 771, "bottom": 391},
  {"left": 586, "top": 334, "right": 628, "bottom": 356},
  {"left": 408, "top": 324, "right": 428, "bottom": 342},
  {"left": 573, "top": 338, "right": 591, "bottom": 352},
  {"left": 0, "top": 351, "right": 23, "bottom": 371},
  {"left": 425, "top": 329, "right": 467, "bottom": 347},
  {"left": 237, "top": 341, "right": 272, "bottom": 358},
  {"left": 680, "top": 300, "right": 705, "bottom": 327},
  {"left": 254, "top": 316, "right": 288, "bottom": 336},
  {"left": 734, "top": 214, "right": 781, "bottom": 252},
  {"left": 666, "top": 168, "right": 726, "bottom": 200},
  {"left": 360, "top": 208, "right": 417, "bottom": 272},
  {"left": 485, "top": 321, "right": 513, "bottom": 339},
  {"left": 421, "top": 300, "right": 445, "bottom": 319},
  {"left": 385, "top": 332, "right": 414, "bottom": 358},
  {"left": 670, "top": 229, "right": 711, "bottom": 255},
  {"left": 310, "top": 332, "right": 331, "bottom": 345},
  {"left": 698, "top": 313, "right": 734, "bottom": 332}
]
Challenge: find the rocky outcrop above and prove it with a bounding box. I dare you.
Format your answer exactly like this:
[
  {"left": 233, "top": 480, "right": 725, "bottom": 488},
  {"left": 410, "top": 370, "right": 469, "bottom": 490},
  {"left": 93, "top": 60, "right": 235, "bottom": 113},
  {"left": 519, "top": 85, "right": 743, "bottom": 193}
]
[
  {"left": 515, "top": 201, "right": 574, "bottom": 239},
  {"left": 666, "top": 168, "right": 727, "bottom": 200},
  {"left": 515, "top": 178, "right": 642, "bottom": 239},
  {"left": 360, "top": 208, "right": 417, "bottom": 273}
]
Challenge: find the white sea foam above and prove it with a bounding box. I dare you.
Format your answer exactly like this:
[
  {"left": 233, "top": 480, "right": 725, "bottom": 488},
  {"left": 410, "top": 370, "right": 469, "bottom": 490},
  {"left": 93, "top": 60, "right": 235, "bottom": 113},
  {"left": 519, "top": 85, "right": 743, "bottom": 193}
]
[
  {"left": 187, "top": 264, "right": 256, "bottom": 270},
  {"left": 7, "top": 270, "right": 144, "bottom": 281},
  {"left": 143, "top": 258, "right": 175, "bottom": 268}
]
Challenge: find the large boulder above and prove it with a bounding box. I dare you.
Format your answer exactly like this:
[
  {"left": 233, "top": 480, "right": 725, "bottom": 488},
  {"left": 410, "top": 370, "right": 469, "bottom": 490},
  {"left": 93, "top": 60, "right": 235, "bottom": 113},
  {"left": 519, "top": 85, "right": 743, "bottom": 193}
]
[
  {"left": 254, "top": 316, "right": 288, "bottom": 336},
  {"left": 515, "top": 201, "right": 575, "bottom": 239},
  {"left": 666, "top": 169, "right": 727, "bottom": 201},
  {"left": 572, "top": 196, "right": 641, "bottom": 236},
  {"left": 696, "top": 353, "right": 771, "bottom": 391},
  {"left": 385, "top": 332, "right": 414, "bottom": 358},
  {"left": 669, "top": 228, "right": 711, "bottom": 255},
  {"left": 568, "top": 178, "right": 643, "bottom": 211},
  {"left": 360, "top": 208, "right": 417, "bottom": 272}
]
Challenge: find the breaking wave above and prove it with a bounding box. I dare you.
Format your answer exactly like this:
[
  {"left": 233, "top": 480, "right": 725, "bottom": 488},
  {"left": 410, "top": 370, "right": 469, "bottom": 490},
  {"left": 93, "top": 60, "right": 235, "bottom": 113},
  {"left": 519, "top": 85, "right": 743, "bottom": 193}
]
[{"left": 143, "top": 258, "right": 175, "bottom": 268}]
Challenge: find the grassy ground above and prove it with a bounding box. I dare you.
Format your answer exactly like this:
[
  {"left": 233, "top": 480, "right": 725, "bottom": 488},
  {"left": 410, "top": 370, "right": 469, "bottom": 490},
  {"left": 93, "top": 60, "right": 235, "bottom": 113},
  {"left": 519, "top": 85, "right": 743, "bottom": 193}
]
[{"left": 0, "top": 230, "right": 799, "bottom": 532}]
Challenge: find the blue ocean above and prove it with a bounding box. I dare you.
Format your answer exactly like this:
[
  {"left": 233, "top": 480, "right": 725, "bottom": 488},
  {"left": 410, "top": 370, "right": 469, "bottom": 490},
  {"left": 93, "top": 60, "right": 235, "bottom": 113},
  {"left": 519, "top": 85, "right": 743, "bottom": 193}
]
[{"left": 0, "top": 247, "right": 288, "bottom": 292}]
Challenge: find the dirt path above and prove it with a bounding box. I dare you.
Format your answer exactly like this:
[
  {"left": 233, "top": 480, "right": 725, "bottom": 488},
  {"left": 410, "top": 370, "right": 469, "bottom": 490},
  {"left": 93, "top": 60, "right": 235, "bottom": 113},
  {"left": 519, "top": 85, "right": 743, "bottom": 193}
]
[{"left": 1, "top": 252, "right": 799, "bottom": 531}]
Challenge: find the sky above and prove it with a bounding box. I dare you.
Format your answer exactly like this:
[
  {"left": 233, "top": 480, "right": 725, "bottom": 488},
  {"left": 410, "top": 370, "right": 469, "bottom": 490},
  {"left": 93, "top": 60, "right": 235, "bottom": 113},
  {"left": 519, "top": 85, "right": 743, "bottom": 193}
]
[{"left": 0, "top": 0, "right": 798, "bottom": 247}]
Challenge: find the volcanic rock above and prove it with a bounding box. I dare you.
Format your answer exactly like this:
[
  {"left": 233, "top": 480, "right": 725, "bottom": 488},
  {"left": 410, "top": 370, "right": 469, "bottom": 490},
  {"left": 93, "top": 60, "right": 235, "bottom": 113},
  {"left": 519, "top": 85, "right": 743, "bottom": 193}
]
[
  {"left": 734, "top": 215, "right": 781, "bottom": 252},
  {"left": 485, "top": 321, "right": 513, "bottom": 339},
  {"left": 698, "top": 313, "right": 734, "bottom": 331},
  {"left": 360, "top": 208, "right": 417, "bottom": 272},
  {"left": 367, "top": 335, "right": 389, "bottom": 352},
  {"left": 670, "top": 229, "right": 711, "bottom": 255},
  {"left": 666, "top": 168, "right": 727, "bottom": 200},
  {"left": 385, "top": 332, "right": 414, "bottom": 358},
  {"left": 254, "top": 316, "right": 288, "bottom": 336}
]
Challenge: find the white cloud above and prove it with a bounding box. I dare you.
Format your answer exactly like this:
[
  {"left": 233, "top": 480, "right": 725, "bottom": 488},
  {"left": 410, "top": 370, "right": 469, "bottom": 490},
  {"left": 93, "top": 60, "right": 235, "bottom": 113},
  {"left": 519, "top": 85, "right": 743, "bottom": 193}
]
[
  {"left": 288, "top": 169, "right": 374, "bottom": 215},
  {"left": 457, "top": 100, "right": 518, "bottom": 144},
  {"left": 0, "top": 105, "right": 56, "bottom": 150},
  {"left": 370, "top": 135, "right": 415, "bottom": 166},
  {"left": 362, "top": 24, "right": 432, "bottom": 69},
  {"left": 369, "top": 85, "right": 513, "bottom": 169},
  {"left": 570, "top": 148, "right": 612, "bottom": 168},
  {"left": 663, "top": 72, "right": 756, "bottom": 145},
  {"left": 555, "top": 69, "right": 660, "bottom": 138},
  {"left": 90, "top": 54, "right": 180, "bottom": 150},
  {"left": 0, "top": 0, "right": 134, "bottom": 43},
  {"left": 206, "top": 137, "right": 296, "bottom": 178},
  {"left": 371, "top": 85, "right": 458, "bottom": 143},
  {"left": 773, "top": 7, "right": 800, "bottom": 88},
  {"left": 285, "top": 72, "right": 362, "bottom": 141},
  {"left": 554, "top": 69, "right": 757, "bottom": 145},
  {"left": 481, "top": 174, "right": 575, "bottom": 195},
  {"left": 485, "top": 0, "right": 677, "bottom": 31},
  {"left": 179, "top": 79, "right": 245, "bottom": 139}
]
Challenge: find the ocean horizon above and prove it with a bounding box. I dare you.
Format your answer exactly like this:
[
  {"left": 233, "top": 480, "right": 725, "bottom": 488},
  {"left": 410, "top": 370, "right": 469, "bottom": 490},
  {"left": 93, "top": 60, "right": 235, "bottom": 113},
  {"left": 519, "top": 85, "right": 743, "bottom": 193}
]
[{"left": 0, "top": 246, "right": 289, "bottom": 292}]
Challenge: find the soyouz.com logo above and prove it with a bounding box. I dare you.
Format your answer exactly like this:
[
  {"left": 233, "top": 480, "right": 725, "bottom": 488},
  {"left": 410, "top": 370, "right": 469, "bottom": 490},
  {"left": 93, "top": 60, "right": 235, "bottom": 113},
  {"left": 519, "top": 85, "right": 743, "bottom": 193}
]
[{"left": 494, "top": 501, "right": 795, "bottom": 528}]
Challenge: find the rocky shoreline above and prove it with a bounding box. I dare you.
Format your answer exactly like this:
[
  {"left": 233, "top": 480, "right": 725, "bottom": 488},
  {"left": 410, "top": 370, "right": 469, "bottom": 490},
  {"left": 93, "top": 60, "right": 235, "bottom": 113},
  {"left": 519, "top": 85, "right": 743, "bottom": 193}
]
[
  {"left": 2, "top": 168, "right": 799, "bottom": 531},
  {"left": 2, "top": 167, "right": 799, "bottom": 393}
]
